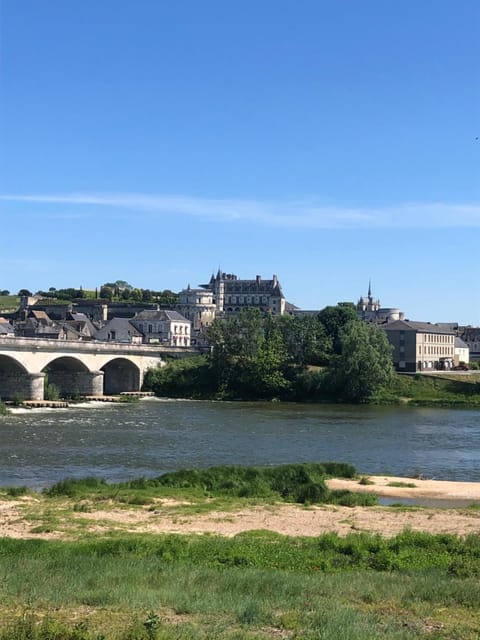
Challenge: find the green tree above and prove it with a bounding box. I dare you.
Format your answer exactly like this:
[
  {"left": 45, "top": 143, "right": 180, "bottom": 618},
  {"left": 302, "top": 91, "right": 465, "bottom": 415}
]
[
  {"left": 277, "top": 314, "right": 331, "bottom": 366},
  {"left": 142, "top": 289, "right": 154, "bottom": 302},
  {"left": 99, "top": 285, "right": 114, "bottom": 301},
  {"left": 154, "top": 289, "right": 179, "bottom": 307},
  {"left": 208, "top": 309, "right": 288, "bottom": 399},
  {"left": 327, "top": 321, "right": 394, "bottom": 402},
  {"left": 317, "top": 303, "right": 359, "bottom": 356}
]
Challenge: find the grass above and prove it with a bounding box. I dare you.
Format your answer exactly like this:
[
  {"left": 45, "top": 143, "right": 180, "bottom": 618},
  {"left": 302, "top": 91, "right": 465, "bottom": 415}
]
[
  {"left": 359, "top": 476, "right": 375, "bottom": 486},
  {"left": 1, "top": 463, "right": 480, "bottom": 638},
  {"left": 42, "top": 462, "right": 372, "bottom": 507},
  {"left": 0, "top": 532, "right": 479, "bottom": 638},
  {"left": 387, "top": 481, "right": 417, "bottom": 489},
  {"left": 373, "top": 372, "right": 480, "bottom": 407},
  {"left": 0, "top": 294, "right": 19, "bottom": 310}
]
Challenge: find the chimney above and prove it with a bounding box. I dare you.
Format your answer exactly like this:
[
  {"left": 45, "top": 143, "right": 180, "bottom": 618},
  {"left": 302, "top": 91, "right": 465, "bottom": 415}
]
[
  {"left": 256, "top": 275, "right": 261, "bottom": 285},
  {"left": 272, "top": 274, "right": 278, "bottom": 287}
]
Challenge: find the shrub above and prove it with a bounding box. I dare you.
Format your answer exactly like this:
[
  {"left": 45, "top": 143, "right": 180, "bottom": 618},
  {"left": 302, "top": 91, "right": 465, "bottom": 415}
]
[
  {"left": 5, "top": 486, "right": 29, "bottom": 497},
  {"left": 44, "top": 477, "right": 107, "bottom": 498}
]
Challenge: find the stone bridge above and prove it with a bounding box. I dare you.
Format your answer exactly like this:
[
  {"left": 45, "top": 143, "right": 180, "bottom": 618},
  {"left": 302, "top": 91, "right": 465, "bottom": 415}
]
[{"left": 0, "top": 338, "right": 200, "bottom": 401}]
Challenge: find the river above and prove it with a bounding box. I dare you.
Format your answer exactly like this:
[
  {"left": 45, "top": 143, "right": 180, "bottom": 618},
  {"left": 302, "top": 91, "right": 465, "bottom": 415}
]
[{"left": 1, "top": 399, "right": 479, "bottom": 488}]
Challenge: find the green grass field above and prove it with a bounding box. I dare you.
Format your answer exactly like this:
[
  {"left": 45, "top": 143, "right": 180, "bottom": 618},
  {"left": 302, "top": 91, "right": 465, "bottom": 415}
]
[
  {"left": 0, "top": 532, "right": 479, "bottom": 639},
  {"left": 1, "top": 463, "right": 480, "bottom": 638},
  {"left": 0, "top": 295, "right": 19, "bottom": 311},
  {"left": 373, "top": 372, "right": 480, "bottom": 406}
]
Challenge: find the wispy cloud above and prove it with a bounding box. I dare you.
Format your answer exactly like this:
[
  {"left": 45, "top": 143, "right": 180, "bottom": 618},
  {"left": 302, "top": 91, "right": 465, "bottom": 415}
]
[{"left": 1, "top": 193, "right": 479, "bottom": 229}]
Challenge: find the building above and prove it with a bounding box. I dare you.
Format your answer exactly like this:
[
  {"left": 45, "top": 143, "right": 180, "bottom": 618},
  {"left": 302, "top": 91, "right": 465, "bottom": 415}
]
[
  {"left": 356, "top": 282, "right": 404, "bottom": 324},
  {"left": 384, "top": 320, "right": 455, "bottom": 372},
  {"left": 130, "top": 310, "right": 191, "bottom": 347},
  {"left": 94, "top": 317, "right": 143, "bottom": 344},
  {"left": 0, "top": 317, "right": 15, "bottom": 337},
  {"left": 177, "top": 285, "right": 216, "bottom": 332},
  {"left": 454, "top": 337, "right": 470, "bottom": 366},
  {"left": 200, "top": 270, "right": 286, "bottom": 317},
  {"left": 457, "top": 327, "right": 480, "bottom": 361}
]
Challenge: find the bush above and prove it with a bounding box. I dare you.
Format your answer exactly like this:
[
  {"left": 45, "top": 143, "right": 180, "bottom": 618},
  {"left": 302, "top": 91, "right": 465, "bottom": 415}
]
[
  {"left": 44, "top": 477, "right": 107, "bottom": 498},
  {"left": 154, "top": 462, "right": 357, "bottom": 505},
  {"left": 5, "top": 486, "right": 29, "bottom": 497}
]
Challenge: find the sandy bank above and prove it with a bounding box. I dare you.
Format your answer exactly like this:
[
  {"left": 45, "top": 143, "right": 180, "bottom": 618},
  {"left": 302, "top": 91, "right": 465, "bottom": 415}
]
[
  {"left": 326, "top": 475, "right": 480, "bottom": 501},
  {"left": 1, "top": 476, "right": 479, "bottom": 540}
]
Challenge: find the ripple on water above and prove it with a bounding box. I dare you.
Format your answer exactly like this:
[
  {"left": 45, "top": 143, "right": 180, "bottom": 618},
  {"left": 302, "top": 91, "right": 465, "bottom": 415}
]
[{"left": 1, "top": 402, "right": 480, "bottom": 488}]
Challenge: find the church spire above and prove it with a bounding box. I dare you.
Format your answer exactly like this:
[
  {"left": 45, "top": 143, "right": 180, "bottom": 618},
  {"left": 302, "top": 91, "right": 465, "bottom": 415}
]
[{"left": 368, "top": 279, "right": 372, "bottom": 298}]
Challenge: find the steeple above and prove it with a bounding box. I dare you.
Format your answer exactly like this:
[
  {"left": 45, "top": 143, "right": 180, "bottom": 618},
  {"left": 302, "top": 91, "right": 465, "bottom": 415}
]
[{"left": 368, "top": 279, "right": 372, "bottom": 298}]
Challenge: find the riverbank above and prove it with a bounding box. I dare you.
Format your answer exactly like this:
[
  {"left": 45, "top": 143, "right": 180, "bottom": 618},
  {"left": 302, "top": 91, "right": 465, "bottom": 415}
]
[
  {"left": 1, "top": 472, "right": 480, "bottom": 639},
  {"left": 327, "top": 474, "right": 480, "bottom": 502},
  {"left": 1, "top": 474, "right": 479, "bottom": 540}
]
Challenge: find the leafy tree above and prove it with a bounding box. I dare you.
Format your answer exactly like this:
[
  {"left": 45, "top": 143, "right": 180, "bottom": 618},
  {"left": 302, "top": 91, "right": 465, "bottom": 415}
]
[
  {"left": 158, "top": 290, "right": 179, "bottom": 307},
  {"left": 208, "top": 309, "right": 288, "bottom": 399},
  {"left": 317, "top": 303, "right": 359, "bottom": 355},
  {"left": 277, "top": 314, "right": 331, "bottom": 366},
  {"left": 142, "top": 289, "right": 154, "bottom": 302},
  {"left": 18, "top": 289, "right": 32, "bottom": 297},
  {"left": 327, "top": 321, "right": 394, "bottom": 402},
  {"left": 0, "top": 290, "right": 10, "bottom": 296},
  {"left": 113, "top": 280, "right": 133, "bottom": 290},
  {"left": 131, "top": 288, "right": 143, "bottom": 302},
  {"left": 99, "top": 285, "right": 114, "bottom": 301}
]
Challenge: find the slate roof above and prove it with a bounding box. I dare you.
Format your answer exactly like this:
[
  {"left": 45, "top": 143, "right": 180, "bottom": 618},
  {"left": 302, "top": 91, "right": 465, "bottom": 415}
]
[
  {"left": 384, "top": 320, "right": 456, "bottom": 334},
  {"left": 94, "top": 317, "right": 143, "bottom": 342},
  {"left": 133, "top": 309, "right": 189, "bottom": 322},
  {"left": 0, "top": 320, "right": 14, "bottom": 334}
]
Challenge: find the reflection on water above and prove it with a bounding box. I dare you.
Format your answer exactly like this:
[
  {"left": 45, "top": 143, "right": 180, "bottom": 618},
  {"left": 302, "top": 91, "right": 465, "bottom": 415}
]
[{"left": 0, "top": 399, "right": 479, "bottom": 488}]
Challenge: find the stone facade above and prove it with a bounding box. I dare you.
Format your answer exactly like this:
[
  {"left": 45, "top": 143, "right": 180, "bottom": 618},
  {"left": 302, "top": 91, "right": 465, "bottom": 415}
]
[
  {"left": 384, "top": 320, "right": 455, "bottom": 372},
  {"left": 356, "top": 283, "right": 404, "bottom": 324},
  {"left": 200, "top": 270, "right": 286, "bottom": 317},
  {"left": 177, "top": 286, "right": 216, "bottom": 332},
  {"left": 130, "top": 310, "right": 191, "bottom": 347}
]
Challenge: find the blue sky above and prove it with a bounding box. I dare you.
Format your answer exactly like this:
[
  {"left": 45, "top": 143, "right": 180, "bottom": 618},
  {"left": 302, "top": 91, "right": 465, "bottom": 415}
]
[{"left": 0, "top": 1, "right": 479, "bottom": 324}]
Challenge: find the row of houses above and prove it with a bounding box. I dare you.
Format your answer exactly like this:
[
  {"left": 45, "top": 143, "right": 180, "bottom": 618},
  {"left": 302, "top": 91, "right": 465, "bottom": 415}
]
[{"left": 0, "top": 309, "right": 192, "bottom": 347}]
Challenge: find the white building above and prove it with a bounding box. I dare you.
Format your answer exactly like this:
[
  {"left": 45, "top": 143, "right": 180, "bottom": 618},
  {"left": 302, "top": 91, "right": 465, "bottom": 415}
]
[{"left": 130, "top": 310, "right": 191, "bottom": 347}]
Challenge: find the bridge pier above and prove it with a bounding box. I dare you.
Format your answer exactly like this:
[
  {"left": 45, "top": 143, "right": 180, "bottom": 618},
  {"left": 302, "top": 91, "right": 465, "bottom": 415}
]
[
  {"left": 47, "top": 370, "right": 105, "bottom": 398},
  {"left": 0, "top": 372, "right": 45, "bottom": 401}
]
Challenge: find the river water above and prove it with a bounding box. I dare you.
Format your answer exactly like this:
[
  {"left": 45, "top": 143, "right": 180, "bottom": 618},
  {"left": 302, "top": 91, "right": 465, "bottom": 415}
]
[{"left": 1, "top": 399, "right": 479, "bottom": 489}]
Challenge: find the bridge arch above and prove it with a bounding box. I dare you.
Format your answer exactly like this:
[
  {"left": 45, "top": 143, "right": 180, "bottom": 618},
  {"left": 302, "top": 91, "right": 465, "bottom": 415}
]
[
  {"left": 42, "top": 356, "right": 103, "bottom": 398},
  {"left": 0, "top": 354, "right": 28, "bottom": 374},
  {"left": 0, "top": 354, "right": 44, "bottom": 401},
  {"left": 101, "top": 357, "right": 141, "bottom": 395}
]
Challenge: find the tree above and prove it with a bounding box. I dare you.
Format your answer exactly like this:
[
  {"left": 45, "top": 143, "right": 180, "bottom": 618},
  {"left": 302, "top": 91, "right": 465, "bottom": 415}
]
[
  {"left": 142, "top": 289, "right": 154, "bottom": 302},
  {"left": 99, "top": 285, "right": 114, "bottom": 301},
  {"left": 327, "top": 321, "right": 394, "bottom": 402},
  {"left": 18, "top": 289, "right": 32, "bottom": 297},
  {"left": 207, "top": 309, "right": 288, "bottom": 399},
  {"left": 317, "top": 303, "right": 359, "bottom": 356},
  {"left": 154, "top": 289, "right": 179, "bottom": 307},
  {"left": 277, "top": 314, "right": 331, "bottom": 366}
]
